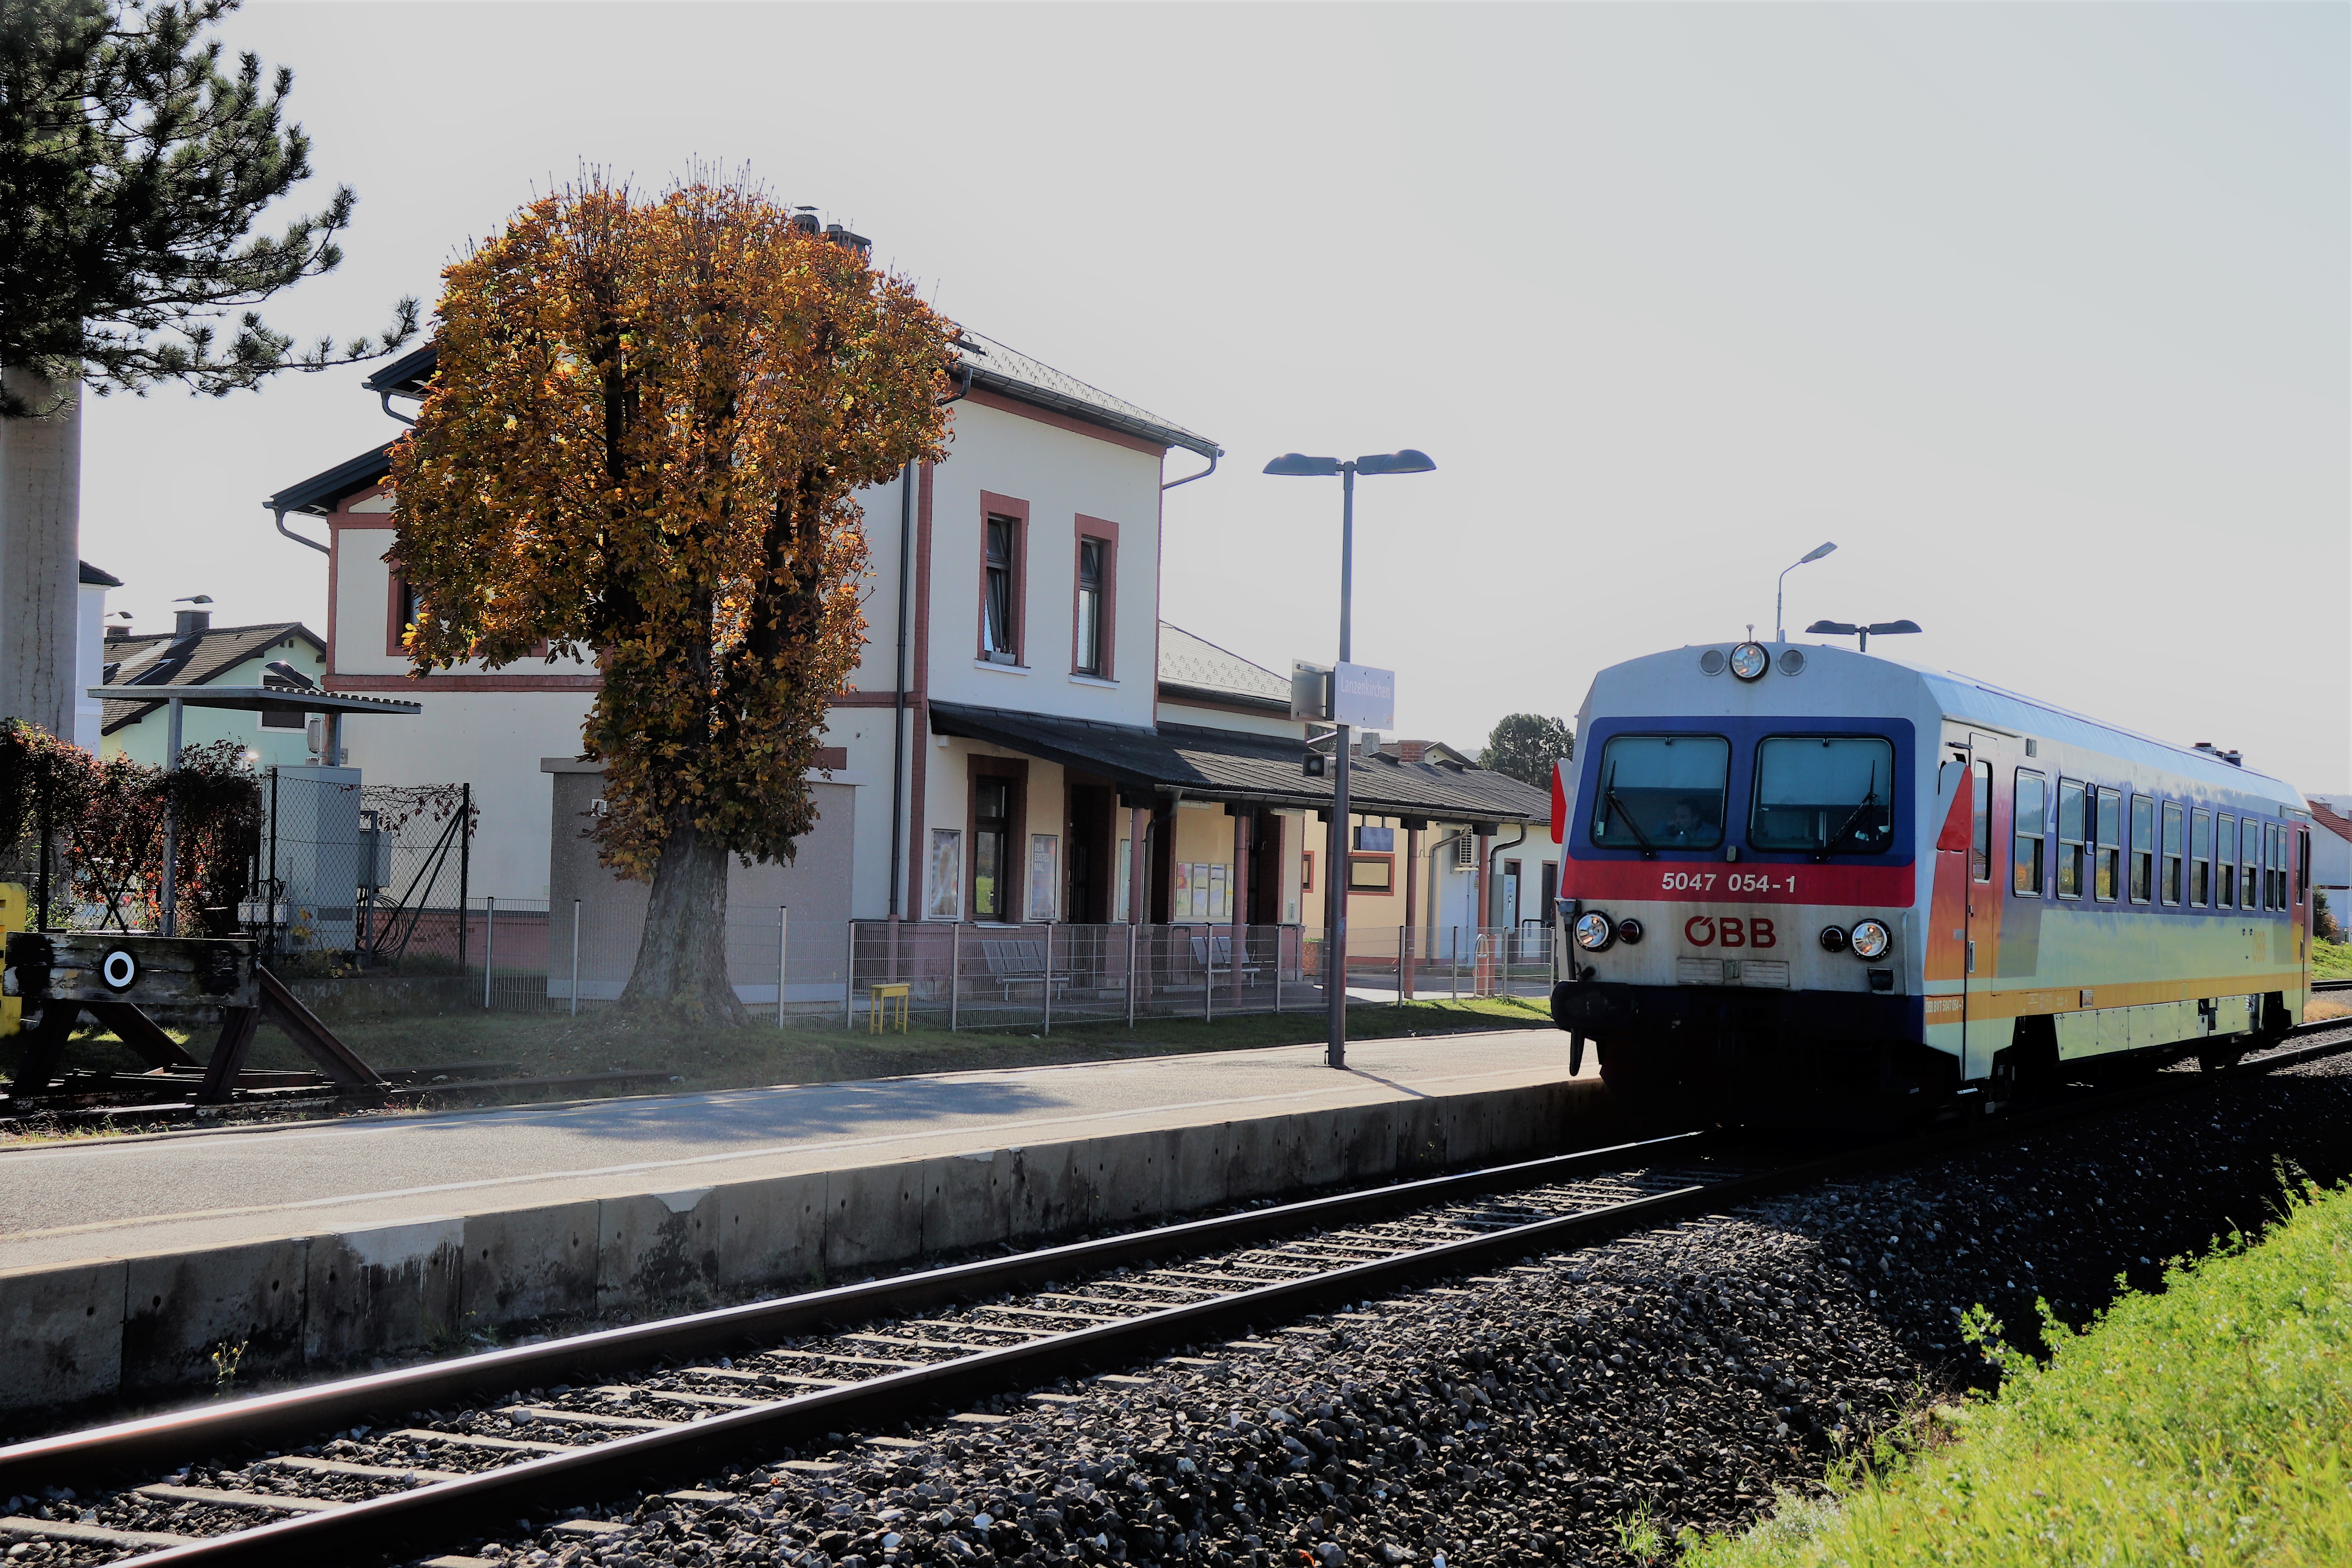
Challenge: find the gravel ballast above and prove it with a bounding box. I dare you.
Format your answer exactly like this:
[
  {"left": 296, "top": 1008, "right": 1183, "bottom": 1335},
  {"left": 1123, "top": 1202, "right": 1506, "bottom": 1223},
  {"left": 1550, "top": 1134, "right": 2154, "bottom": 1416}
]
[{"left": 423, "top": 1038, "right": 2352, "bottom": 1568}]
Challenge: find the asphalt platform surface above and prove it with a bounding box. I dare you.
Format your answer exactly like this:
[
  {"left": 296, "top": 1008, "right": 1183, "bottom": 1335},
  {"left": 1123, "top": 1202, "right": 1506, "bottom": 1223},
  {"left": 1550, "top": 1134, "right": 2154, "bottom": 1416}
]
[{"left": 0, "top": 1031, "right": 1585, "bottom": 1273}]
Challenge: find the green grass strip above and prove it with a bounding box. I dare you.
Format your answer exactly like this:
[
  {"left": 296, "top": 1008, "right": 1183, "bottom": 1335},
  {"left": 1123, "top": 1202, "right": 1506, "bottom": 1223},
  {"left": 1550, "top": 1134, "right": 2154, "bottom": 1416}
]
[
  {"left": 2314, "top": 938, "right": 2352, "bottom": 982},
  {"left": 1684, "top": 1179, "right": 2352, "bottom": 1568}
]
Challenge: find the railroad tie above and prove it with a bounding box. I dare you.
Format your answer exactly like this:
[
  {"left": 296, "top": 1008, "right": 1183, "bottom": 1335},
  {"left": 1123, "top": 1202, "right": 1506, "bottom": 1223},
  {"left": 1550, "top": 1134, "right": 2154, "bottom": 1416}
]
[
  {"left": 134, "top": 1483, "right": 341, "bottom": 1514},
  {"left": 501, "top": 1405, "right": 681, "bottom": 1432},
  {"left": 0, "top": 1517, "right": 194, "bottom": 1550},
  {"left": 389, "top": 1426, "right": 575, "bottom": 1455},
  {"left": 259, "top": 1455, "right": 463, "bottom": 1484}
]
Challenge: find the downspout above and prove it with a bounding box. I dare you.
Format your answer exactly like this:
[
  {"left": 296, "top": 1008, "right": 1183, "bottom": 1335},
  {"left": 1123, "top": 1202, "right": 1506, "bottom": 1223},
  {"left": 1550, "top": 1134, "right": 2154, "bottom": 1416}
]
[
  {"left": 272, "top": 506, "right": 329, "bottom": 557},
  {"left": 887, "top": 461, "right": 915, "bottom": 918},
  {"left": 377, "top": 390, "right": 417, "bottom": 427},
  {"left": 1487, "top": 823, "right": 1528, "bottom": 928},
  {"left": 1161, "top": 449, "right": 1219, "bottom": 490}
]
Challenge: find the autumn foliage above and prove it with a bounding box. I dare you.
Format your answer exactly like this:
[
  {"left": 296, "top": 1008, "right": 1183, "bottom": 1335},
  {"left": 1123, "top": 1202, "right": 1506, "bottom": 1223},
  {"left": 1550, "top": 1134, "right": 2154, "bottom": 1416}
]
[{"left": 387, "top": 176, "right": 955, "bottom": 1018}]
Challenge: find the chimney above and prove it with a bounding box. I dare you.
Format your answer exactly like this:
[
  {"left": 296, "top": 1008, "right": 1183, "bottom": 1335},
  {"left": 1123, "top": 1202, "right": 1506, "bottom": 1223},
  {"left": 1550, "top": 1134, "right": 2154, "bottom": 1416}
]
[
  {"left": 105, "top": 624, "right": 130, "bottom": 641},
  {"left": 174, "top": 608, "right": 211, "bottom": 639},
  {"left": 1394, "top": 740, "right": 1432, "bottom": 764},
  {"left": 823, "top": 223, "right": 872, "bottom": 261}
]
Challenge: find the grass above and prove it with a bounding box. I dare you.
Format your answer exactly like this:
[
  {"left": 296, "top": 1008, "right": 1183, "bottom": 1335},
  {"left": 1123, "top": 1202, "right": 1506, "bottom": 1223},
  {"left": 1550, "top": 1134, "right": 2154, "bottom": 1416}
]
[
  {"left": 4, "top": 994, "right": 1559, "bottom": 1108},
  {"left": 1683, "top": 1176, "right": 2352, "bottom": 1568},
  {"left": 2314, "top": 938, "right": 2352, "bottom": 983}
]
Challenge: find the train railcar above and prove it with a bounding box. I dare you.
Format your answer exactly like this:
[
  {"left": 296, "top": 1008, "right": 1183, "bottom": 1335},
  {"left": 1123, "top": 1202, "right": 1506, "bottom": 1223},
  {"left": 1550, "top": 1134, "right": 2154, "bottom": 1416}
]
[{"left": 1548, "top": 639, "right": 2318, "bottom": 1126}]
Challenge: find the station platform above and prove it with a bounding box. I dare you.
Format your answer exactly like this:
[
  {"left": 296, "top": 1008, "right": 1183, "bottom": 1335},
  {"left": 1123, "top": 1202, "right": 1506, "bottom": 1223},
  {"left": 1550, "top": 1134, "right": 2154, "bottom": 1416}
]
[{"left": 0, "top": 1030, "right": 1607, "bottom": 1415}]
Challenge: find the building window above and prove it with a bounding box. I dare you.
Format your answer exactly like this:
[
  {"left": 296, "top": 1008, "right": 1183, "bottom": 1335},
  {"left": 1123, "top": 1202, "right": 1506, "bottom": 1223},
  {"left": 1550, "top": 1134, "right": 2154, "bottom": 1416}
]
[
  {"left": 2215, "top": 813, "right": 2236, "bottom": 908},
  {"left": 2013, "top": 770, "right": 2046, "bottom": 896},
  {"left": 2190, "top": 807, "right": 2212, "bottom": 906},
  {"left": 387, "top": 575, "right": 423, "bottom": 657},
  {"left": 1074, "top": 536, "right": 1107, "bottom": 676},
  {"left": 2128, "top": 794, "right": 2152, "bottom": 903},
  {"left": 981, "top": 514, "right": 1021, "bottom": 663},
  {"left": 260, "top": 708, "right": 305, "bottom": 731},
  {"left": 2161, "top": 800, "right": 2183, "bottom": 905},
  {"left": 2055, "top": 779, "right": 2087, "bottom": 899},
  {"left": 973, "top": 777, "right": 1013, "bottom": 920},
  {"left": 1970, "top": 761, "right": 1992, "bottom": 882}
]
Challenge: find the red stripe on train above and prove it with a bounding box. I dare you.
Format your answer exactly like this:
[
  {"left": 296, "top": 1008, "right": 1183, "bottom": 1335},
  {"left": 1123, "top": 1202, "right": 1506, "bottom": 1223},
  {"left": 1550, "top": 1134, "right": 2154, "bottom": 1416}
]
[{"left": 1560, "top": 858, "right": 1916, "bottom": 906}]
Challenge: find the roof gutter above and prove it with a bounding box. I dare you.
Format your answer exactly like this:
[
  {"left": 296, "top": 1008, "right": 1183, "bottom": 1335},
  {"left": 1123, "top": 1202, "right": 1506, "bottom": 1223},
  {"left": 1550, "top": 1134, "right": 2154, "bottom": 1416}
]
[{"left": 272, "top": 505, "right": 330, "bottom": 557}]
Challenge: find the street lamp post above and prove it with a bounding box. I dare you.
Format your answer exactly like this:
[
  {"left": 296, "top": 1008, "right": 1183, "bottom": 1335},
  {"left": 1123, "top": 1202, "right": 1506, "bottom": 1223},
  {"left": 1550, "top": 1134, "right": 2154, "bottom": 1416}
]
[
  {"left": 1264, "top": 448, "right": 1434, "bottom": 1070},
  {"left": 1805, "top": 617, "right": 1923, "bottom": 653},
  {"left": 1775, "top": 541, "right": 1836, "bottom": 642}
]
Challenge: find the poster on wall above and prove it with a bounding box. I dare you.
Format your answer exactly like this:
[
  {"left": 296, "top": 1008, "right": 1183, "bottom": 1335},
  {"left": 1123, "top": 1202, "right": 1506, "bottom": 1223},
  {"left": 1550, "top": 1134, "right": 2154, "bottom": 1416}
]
[
  {"left": 1029, "top": 835, "right": 1059, "bottom": 922},
  {"left": 1208, "top": 863, "right": 1230, "bottom": 921},
  {"left": 927, "top": 829, "right": 963, "bottom": 920},
  {"left": 1173, "top": 861, "right": 1193, "bottom": 921},
  {"left": 1116, "top": 843, "right": 1131, "bottom": 922}
]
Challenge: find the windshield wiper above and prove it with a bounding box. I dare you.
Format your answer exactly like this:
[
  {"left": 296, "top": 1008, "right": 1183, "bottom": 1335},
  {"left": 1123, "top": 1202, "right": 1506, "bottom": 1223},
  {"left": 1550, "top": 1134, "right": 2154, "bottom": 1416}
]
[
  {"left": 1604, "top": 788, "right": 1659, "bottom": 861},
  {"left": 1811, "top": 765, "right": 1881, "bottom": 862}
]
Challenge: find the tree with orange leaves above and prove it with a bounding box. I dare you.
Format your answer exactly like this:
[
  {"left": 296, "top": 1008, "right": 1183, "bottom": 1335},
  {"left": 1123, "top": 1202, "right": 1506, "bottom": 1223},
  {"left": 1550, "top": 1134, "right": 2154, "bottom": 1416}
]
[{"left": 387, "top": 176, "right": 955, "bottom": 1022}]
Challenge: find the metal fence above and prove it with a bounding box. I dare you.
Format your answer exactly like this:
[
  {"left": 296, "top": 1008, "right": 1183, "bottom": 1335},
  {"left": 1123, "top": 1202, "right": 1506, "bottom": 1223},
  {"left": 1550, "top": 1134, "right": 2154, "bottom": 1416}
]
[
  {"left": 247, "top": 773, "right": 472, "bottom": 973},
  {"left": 471, "top": 906, "right": 1556, "bottom": 1031}
]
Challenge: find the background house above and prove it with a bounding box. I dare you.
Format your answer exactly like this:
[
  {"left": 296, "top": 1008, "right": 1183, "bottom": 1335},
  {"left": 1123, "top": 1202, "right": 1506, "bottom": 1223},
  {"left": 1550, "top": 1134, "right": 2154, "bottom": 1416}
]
[{"left": 100, "top": 606, "right": 328, "bottom": 769}]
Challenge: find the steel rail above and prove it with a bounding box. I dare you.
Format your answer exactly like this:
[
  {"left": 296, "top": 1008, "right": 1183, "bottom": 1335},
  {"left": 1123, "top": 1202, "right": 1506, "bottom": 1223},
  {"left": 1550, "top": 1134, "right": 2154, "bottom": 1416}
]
[
  {"left": 15, "top": 1022, "right": 2350, "bottom": 1567},
  {"left": 0, "top": 1132, "right": 1710, "bottom": 1491}
]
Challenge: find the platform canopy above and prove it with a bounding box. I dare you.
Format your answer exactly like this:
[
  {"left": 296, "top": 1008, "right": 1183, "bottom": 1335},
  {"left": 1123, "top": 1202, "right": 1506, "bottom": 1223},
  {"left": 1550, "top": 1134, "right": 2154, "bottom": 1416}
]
[{"left": 89, "top": 686, "right": 421, "bottom": 718}]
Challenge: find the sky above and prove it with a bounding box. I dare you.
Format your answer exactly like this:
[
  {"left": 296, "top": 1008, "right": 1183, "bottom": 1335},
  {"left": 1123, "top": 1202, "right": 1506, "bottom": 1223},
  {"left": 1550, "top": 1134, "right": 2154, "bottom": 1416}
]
[{"left": 80, "top": 2, "right": 2350, "bottom": 791}]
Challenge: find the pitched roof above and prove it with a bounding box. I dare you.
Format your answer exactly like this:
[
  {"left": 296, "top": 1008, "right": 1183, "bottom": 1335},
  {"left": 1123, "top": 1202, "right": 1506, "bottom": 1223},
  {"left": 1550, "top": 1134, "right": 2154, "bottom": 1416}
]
[
  {"left": 1158, "top": 622, "right": 1290, "bottom": 711},
  {"left": 2314, "top": 800, "right": 2352, "bottom": 846},
  {"left": 79, "top": 561, "right": 121, "bottom": 588},
  {"left": 955, "top": 332, "right": 1218, "bottom": 458},
  {"left": 266, "top": 440, "right": 399, "bottom": 518},
  {"left": 928, "top": 700, "right": 1548, "bottom": 825},
  {"left": 101, "top": 622, "right": 324, "bottom": 734}
]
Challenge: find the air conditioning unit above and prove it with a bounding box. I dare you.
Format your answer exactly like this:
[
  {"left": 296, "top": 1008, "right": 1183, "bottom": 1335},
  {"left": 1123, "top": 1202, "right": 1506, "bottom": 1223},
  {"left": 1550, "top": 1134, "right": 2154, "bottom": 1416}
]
[{"left": 1452, "top": 833, "right": 1478, "bottom": 870}]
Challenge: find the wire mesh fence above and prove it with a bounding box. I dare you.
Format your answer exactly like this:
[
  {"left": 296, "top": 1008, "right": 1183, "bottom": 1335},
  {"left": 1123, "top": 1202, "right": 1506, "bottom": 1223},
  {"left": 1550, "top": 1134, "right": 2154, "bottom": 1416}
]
[
  {"left": 247, "top": 772, "right": 472, "bottom": 973},
  {"left": 471, "top": 907, "right": 1558, "bottom": 1031}
]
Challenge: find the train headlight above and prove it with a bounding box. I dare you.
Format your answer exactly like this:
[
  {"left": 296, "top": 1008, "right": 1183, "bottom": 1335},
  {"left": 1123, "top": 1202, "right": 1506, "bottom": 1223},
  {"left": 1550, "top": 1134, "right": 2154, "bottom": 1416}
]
[
  {"left": 1818, "top": 925, "right": 1848, "bottom": 953},
  {"left": 1847, "top": 919, "right": 1892, "bottom": 960},
  {"left": 1615, "top": 917, "right": 1644, "bottom": 945},
  {"left": 1729, "top": 642, "right": 1771, "bottom": 681},
  {"left": 1574, "top": 911, "right": 1617, "bottom": 951}
]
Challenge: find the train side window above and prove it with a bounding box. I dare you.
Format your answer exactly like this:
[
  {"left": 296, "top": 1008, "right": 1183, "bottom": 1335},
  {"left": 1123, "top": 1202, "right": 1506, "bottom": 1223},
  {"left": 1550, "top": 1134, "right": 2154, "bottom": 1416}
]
[
  {"left": 1970, "top": 761, "right": 1992, "bottom": 882},
  {"left": 2191, "top": 808, "right": 2211, "bottom": 906},
  {"left": 2013, "top": 770, "right": 2046, "bottom": 897},
  {"left": 2240, "top": 817, "right": 2261, "bottom": 911},
  {"left": 2056, "top": 779, "right": 2087, "bottom": 899},
  {"left": 2265, "top": 822, "right": 2283, "bottom": 911},
  {"left": 2215, "top": 813, "right": 2236, "bottom": 908},
  {"left": 2160, "top": 801, "right": 2183, "bottom": 906},
  {"left": 2298, "top": 826, "right": 2311, "bottom": 906},
  {"left": 2093, "top": 787, "right": 2121, "bottom": 901},
  {"left": 2128, "top": 795, "right": 2153, "bottom": 904}
]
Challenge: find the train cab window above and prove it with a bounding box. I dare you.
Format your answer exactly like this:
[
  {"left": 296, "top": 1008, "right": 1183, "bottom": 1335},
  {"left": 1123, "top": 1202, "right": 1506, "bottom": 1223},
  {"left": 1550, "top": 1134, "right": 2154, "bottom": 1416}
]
[
  {"left": 1749, "top": 736, "right": 1895, "bottom": 856},
  {"left": 2128, "top": 795, "right": 2153, "bottom": 904},
  {"left": 2056, "top": 779, "right": 2087, "bottom": 899},
  {"left": 2093, "top": 788, "right": 2122, "bottom": 902},
  {"left": 1589, "top": 735, "right": 1729, "bottom": 851},
  {"left": 2160, "top": 801, "right": 2183, "bottom": 905},
  {"left": 2013, "top": 770, "right": 2046, "bottom": 897},
  {"left": 2191, "top": 808, "right": 2212, "bottom": 906},
  {"left": 1970, "top": 761, "right": 1992, "bottom": 882},
  {"left": 2240, "top": 817, "right": 2261, "bottom": 911},
  {"left": 2215, "top": 813, "right": 2236, "bottom": 908}
]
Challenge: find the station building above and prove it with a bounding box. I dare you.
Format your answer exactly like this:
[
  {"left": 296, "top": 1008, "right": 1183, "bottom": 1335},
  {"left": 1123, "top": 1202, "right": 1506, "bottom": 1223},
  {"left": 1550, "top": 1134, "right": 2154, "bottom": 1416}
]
[{"left": 265, "top": 330, "right": 1555, "bottom": 958}]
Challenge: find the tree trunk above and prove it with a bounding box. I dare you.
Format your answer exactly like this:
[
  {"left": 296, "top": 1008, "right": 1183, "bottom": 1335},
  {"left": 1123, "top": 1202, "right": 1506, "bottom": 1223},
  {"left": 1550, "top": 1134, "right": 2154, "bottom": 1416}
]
[
  {"left": 619, "top": 814, "right": 751, "bottom": 1025},
  {"left": 0, "top": 368, "right": 82, "bottom": 742}
]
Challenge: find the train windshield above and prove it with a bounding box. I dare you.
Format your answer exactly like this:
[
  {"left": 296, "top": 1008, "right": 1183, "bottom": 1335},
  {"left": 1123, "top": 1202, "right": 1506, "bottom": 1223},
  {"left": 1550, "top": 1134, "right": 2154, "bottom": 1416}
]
[
  {"left": 1590, "top": 735, "right": 1730, "bottom": 850},
  {"left": 1751, "top": 736, "right": 1896, "bottom": 855}
]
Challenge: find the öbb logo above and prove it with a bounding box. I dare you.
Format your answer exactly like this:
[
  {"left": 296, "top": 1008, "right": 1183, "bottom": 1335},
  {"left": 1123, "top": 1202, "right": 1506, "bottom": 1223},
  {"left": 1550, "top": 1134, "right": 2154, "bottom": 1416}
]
[{"left": 1683, "top": 915, "right": 1777, "bottom": 949}]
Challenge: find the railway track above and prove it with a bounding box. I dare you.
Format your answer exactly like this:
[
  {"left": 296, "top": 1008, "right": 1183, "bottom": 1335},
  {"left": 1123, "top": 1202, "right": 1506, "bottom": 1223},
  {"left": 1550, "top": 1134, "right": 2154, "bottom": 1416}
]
[{"left": 6, "top": 1020, "right": 2348, "bottom": 1568}]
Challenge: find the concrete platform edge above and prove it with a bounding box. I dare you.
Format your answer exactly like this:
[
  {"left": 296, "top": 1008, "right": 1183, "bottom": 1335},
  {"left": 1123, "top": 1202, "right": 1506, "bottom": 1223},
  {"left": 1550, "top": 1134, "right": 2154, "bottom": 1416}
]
[{"left": 0, "top": 1077, "right": 1613, "bottom": 1416}]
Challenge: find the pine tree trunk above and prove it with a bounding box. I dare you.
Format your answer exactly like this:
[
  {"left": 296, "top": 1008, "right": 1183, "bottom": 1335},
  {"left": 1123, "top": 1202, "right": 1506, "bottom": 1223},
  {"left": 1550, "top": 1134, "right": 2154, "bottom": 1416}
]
[
  {"left": 619, "top": 815, "right": 751, "bottom": 1025},
  {"left": 0, "top": 368, "right": 82, "bottom": 742}
]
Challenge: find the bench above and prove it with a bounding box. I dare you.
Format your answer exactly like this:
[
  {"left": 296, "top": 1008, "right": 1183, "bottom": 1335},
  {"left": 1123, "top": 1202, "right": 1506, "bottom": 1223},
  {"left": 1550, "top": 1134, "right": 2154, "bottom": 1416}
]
[
  {"left": 1187, "top": 929, "right": 1262, "bottom": 983},
  {"left": 979, "top": 939, "right": 1072, "bottom": 1002}
]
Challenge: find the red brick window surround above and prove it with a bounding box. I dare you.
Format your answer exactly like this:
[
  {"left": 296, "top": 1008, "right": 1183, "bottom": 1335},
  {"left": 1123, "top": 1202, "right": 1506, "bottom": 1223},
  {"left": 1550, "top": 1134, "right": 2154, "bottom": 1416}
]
[
  {"left": 978, "top": 491, "right": 1029, "bottom": 666},
  {"left": 1072, "top": 514, "right": 1119, "bottom": 679},
  {"left": 387, "top": 574, "right": 422, "bottom": 657}
]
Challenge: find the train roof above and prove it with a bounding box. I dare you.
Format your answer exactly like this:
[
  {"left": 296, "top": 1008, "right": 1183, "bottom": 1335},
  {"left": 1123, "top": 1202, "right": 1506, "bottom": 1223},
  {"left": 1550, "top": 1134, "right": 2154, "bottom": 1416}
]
[{"left": 1584, "top": 643, "right": 2305, "bottom": 811}]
